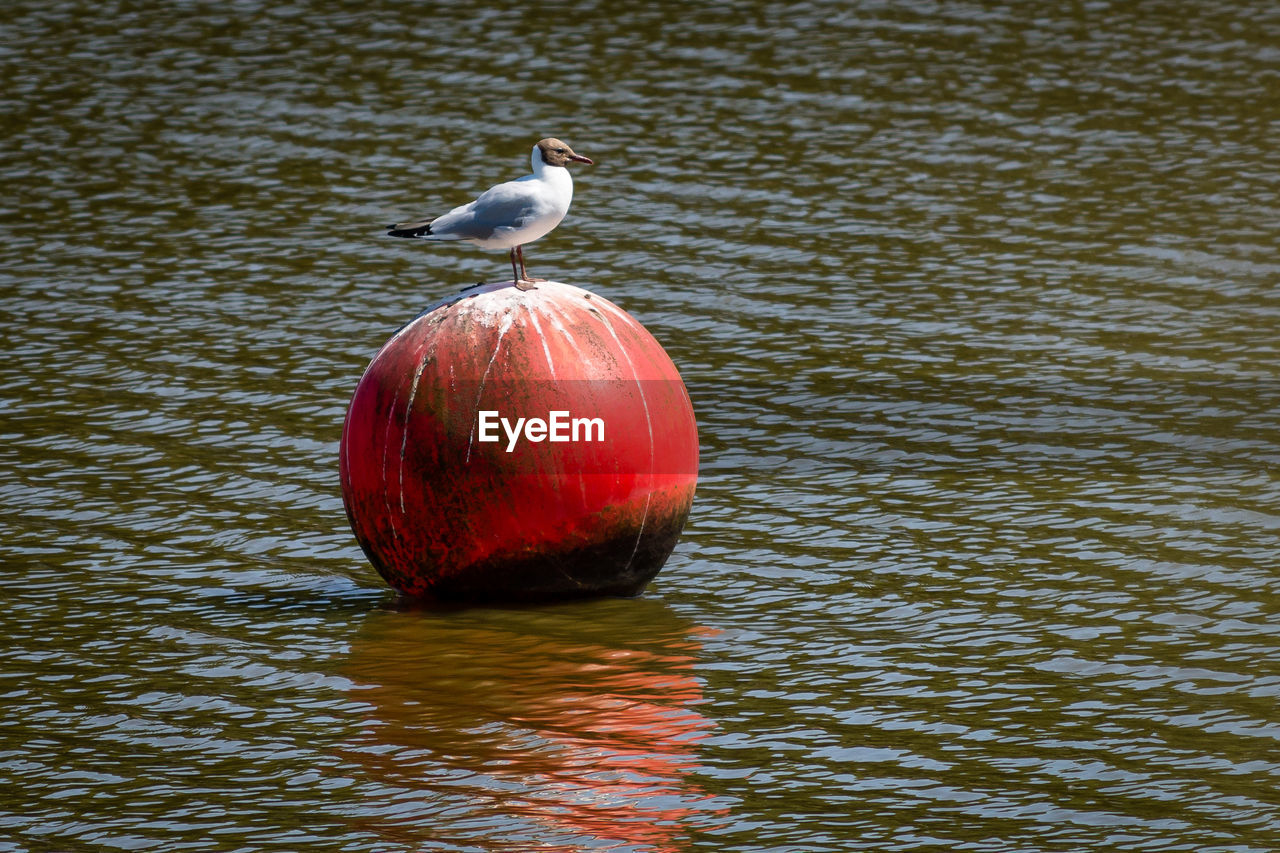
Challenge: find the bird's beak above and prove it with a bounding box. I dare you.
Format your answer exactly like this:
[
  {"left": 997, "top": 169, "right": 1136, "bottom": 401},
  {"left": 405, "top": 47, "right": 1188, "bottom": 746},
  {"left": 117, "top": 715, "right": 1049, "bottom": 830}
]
[{"left": 569, "top": 153, "right": 594, "bottom": 165}]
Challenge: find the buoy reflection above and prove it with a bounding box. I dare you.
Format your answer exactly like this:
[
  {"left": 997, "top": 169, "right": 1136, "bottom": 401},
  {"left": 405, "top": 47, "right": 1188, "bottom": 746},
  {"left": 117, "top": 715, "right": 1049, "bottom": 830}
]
[{"left": 338, "top": 600, "right": 727, "bottom": 850}]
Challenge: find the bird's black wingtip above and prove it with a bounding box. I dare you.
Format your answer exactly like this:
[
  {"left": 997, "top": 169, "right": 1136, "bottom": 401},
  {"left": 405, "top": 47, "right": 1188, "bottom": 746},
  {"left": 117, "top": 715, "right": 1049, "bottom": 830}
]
[{"left": 386, "top": 223, "right": 433, "bottom": 239}]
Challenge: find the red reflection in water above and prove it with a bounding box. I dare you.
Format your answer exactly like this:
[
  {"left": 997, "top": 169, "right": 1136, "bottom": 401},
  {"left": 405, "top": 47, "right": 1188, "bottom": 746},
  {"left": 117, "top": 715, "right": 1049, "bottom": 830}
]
[{"left": 337, "top": 606, "right": 726, "bottom": 851}]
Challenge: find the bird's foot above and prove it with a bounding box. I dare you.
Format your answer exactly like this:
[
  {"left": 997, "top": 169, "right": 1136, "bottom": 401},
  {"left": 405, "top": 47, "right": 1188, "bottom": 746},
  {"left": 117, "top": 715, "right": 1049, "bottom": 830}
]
[{"left": 515, "top": 278, "right": 539, "bottom": 292}]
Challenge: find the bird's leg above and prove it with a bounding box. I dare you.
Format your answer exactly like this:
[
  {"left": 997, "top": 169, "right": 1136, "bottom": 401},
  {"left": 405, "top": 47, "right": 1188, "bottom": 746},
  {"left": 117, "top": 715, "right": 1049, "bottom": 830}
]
[
  {"left": 514, "top": 245, "right": 545, "bottom": 291},
  {"left": 509, "top": 248, "right": 522, "bottom": 285},
  {"left": 514, "top": 245, "right": 540, "bottom": 291}
]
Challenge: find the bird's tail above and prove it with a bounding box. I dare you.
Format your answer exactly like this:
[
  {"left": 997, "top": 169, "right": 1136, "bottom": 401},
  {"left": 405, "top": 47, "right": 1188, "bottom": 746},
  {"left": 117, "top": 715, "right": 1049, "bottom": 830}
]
[{"left": 386, "top": 218, "right": 433, "bottom": 238}]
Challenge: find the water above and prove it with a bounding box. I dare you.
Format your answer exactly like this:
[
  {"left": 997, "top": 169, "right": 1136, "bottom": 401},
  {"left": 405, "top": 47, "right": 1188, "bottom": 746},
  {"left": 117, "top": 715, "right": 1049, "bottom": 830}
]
[{"left": 2, "top": 0, "right": 1279, "bottom": 850}]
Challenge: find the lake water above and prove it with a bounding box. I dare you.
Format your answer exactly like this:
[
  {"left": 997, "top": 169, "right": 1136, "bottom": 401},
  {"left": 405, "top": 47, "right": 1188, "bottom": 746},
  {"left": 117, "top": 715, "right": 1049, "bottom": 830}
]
[{"left": 2, "top": 1, "right": 1279, "bottom": 850}]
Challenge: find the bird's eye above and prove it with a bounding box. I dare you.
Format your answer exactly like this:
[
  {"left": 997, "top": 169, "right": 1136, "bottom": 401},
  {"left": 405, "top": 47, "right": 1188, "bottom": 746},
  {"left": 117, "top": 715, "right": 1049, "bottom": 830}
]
[{"left": 555, "top": 148, "right": 566, "bottom": 153}]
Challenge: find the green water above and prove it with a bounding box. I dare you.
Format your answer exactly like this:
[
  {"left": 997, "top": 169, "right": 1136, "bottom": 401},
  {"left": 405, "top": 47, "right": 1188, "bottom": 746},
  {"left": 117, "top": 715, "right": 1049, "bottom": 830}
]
[{"left": 2, "top": 1, "right": 1278, "bottom": 850}]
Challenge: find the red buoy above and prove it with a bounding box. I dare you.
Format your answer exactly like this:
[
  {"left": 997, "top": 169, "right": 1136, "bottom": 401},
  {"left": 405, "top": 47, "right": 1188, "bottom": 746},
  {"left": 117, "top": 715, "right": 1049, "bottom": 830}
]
[{"left": 339, "top": 281, "right": 698, "bottom": 601}]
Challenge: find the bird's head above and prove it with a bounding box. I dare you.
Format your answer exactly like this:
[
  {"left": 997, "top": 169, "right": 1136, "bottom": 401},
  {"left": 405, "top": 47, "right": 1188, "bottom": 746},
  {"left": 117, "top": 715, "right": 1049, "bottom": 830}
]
[{"left": 536, "top": 137, "right": 593, "bottom": 167}]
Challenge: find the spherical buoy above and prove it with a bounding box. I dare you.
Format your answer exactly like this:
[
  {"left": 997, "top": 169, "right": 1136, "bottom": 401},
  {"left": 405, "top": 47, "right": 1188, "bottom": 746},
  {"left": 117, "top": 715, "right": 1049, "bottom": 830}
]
[{"left": 339, "top": 281, "right": 698, "bottom": 601}]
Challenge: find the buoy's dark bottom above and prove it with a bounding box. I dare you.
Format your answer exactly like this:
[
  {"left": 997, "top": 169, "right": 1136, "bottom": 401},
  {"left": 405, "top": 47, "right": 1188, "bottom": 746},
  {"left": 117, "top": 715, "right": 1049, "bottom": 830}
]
[{"left": 364, "top": 511, "right": 690, "bottom": 604}]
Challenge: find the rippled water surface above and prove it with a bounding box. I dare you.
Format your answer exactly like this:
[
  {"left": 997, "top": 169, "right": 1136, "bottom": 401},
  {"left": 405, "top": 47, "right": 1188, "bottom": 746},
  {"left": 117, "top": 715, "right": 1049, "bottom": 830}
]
[{"left": 3, "top": 1, "right": 1279, "bottom": 850}]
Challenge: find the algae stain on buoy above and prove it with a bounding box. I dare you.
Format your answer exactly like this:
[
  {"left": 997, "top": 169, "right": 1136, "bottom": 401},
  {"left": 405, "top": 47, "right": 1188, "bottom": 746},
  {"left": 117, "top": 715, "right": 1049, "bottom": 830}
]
[{"left": 339, "top": 281, "right": 698, "bottom": 601}]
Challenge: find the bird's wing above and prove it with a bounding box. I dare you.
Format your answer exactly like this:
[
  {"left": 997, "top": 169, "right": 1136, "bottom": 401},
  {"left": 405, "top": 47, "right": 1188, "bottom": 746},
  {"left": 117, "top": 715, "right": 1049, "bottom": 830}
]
[
  {"left": 387, "top": 197, "right": 477, "bottom": 240},
  {"left": 426, "top": 180, "right": 543, "bottom": 241}
]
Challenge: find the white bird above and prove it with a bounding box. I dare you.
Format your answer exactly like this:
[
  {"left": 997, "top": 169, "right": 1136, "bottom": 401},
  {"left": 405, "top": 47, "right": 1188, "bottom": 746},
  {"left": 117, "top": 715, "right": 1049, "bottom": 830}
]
[{"left": 387, "top": 137, "right": 593, "bottom": 290}]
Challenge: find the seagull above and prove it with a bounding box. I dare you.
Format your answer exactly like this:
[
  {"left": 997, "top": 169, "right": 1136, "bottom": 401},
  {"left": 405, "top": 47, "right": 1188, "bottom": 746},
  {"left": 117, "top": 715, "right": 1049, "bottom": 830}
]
[{"left": 387, "top": 137, "right": 593, "bottom": 290}]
